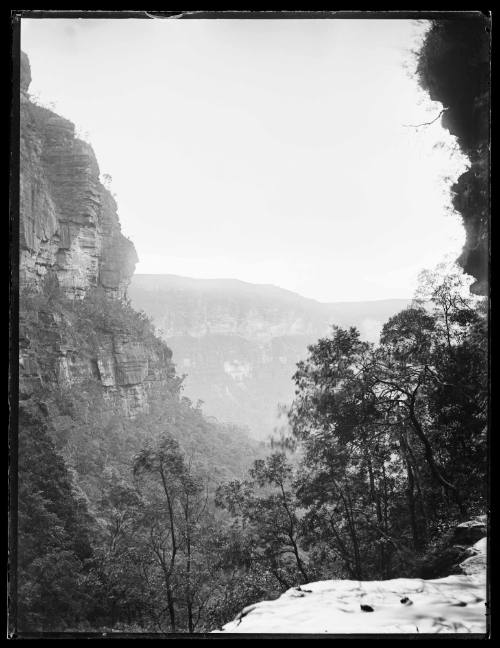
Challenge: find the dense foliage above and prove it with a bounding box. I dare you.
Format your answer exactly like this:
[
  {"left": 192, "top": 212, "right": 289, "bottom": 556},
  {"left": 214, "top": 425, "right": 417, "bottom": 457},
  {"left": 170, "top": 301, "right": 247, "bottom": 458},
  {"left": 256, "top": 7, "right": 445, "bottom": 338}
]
[
  {"left": 216, "top": 266, "right": 487, "bottom": 590},
  {"left": 16, "top": 282, "right": 266, "bottom": 633},
  {"left": 16, "top": 267, "right": 487, "bottom": 633},
  {"left": 17, "top": 408, "right": 95, "bottom": 631}
]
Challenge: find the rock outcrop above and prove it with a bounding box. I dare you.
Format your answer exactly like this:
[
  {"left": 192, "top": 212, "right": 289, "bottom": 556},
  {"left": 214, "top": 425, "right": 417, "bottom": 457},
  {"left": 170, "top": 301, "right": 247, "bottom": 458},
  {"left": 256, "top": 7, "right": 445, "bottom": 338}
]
[
  {"left": 20, "top": 52, "right": 137, "bottom": 300},
  {"left": 19, "top": 297, "right": 177, "bottom": 419},
  {"left": 216, "top": 518, "right": 487, "bottom": 634},
  {"left": 419, "top": 515, "right": 487, "bottom": 579},
  {"left": 416, "top": 17, "right": 490, "bottom": 295},
  {"left": 19, "top": 52, "right": 173, "bottom": 421},
  {"left": 216, "top": 572, "right": 487, "bottom": 634}
]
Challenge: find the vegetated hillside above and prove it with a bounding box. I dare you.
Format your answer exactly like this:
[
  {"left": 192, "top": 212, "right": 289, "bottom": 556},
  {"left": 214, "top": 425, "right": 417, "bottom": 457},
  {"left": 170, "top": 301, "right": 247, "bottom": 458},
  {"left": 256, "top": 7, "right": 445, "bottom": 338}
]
[
  {"left": 16, "top": 45, "right": 487, "bottom": 635},
  {"left": 19, "top": 51, "right": 262, "bottom": 470},
  {"left": 129, "top": 274, "right": 410, "bottom": 439},
  {"left": 20, "top": 288, "right": 264, "bottom": 494},
  {"left": 212, "top": 278, "right": 487, "bottom": 634},
  {"left": 416, "top": 15, "right": 490, "bottom": 294},
  {"left": 16, "top": 52, "right": 265, "bottom": 634}
]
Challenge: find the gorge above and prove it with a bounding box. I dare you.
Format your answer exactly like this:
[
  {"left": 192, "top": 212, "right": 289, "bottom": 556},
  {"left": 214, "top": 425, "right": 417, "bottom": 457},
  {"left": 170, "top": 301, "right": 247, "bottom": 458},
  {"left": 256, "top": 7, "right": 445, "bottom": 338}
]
[
  {"left": 16, "top": 52, "right": 266, "bottom": 632},
  {"left": 13, "top": 11, "right": 489, "bottom": 636},
  {"left": 129, "top": 274, "right": 410, "bottom": 439}
]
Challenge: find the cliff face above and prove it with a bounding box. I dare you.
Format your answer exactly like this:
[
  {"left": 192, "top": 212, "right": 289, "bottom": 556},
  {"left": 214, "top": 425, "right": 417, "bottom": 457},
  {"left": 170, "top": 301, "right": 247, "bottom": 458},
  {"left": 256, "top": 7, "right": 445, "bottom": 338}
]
[
  {"left": 129, "top": 275, "right": 410, "bottom": 438},
  {"left": 19, "top": 292, "right": 177, "bottom": 420},
  {"left": 416, "top": 17, "right": 490, "bottom": 294},
  {"left": 19, "top": 52, "right": 173, "bottom": 421},
  {"left": 20, "top": 51, "right": 137, "bottom": 300}
]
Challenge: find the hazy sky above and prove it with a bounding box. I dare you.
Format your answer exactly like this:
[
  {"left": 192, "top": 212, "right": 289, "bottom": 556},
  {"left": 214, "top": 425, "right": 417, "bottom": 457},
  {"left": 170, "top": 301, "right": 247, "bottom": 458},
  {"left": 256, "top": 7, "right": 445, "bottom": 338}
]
[{"left": 21, "top": 17, "right": 468, "bottom": 302}]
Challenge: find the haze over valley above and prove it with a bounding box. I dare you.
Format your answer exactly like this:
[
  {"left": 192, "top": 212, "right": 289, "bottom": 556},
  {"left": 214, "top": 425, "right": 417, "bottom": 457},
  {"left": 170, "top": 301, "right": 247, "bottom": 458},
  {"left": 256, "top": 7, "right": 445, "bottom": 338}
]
[
  {"left": 129, "top": 274, "right": 410, "bottom": 439},
  {"left": 15, "top": 14, "right": 489, "bottom": 636}
]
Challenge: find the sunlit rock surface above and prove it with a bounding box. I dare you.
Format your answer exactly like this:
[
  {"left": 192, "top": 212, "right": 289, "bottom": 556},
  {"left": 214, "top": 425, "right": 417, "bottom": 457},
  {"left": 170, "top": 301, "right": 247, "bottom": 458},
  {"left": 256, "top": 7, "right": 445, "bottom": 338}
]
[
  {"left": 217, "top": 573, "right": 486, "bottom": 634},
  {"left": 459, "top": 538, "right": 487, "bottom": 576},
  {"left": 217, "top": 536, "right": 487, "bottom": 634}
]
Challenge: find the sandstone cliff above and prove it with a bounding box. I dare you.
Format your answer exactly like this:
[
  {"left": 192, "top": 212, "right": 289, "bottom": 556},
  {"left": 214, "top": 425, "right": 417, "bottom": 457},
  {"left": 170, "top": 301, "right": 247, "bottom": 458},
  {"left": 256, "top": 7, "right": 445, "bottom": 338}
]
[
  {"left": 20, "top": 51, "right": 137, "bottom": 300},
  {"left": 19, "top": 52, "right": 174, "bottom": 421},
  {"left": 129, "top": 274, "right": 410, "bottom": 438}
]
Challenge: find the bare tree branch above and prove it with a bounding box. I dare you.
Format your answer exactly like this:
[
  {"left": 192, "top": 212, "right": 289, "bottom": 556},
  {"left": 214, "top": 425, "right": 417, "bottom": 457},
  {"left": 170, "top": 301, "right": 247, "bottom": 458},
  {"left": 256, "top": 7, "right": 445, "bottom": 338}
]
[{"left": 403, "top": 108, "right": 446, "bottom": 128}]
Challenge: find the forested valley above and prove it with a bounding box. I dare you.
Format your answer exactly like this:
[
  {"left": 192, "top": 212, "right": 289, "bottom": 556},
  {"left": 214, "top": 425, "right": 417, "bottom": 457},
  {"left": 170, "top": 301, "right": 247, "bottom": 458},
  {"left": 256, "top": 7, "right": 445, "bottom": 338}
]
[
  {"left": 17, "top": 266, "right": 487, "bottom": 632},
  {"left": 14, "top": 15, "right": 489, "bottom": 635}
]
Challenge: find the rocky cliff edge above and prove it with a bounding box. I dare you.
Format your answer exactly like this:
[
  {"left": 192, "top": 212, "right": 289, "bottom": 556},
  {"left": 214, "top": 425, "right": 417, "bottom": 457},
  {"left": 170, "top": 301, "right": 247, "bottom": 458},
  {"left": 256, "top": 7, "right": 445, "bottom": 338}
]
[
  {"left": 19, "top": 52, "right": 175, "bottom": 420},
  {"left": 20, "top": 51, "right": 138, "bottom": 300}
]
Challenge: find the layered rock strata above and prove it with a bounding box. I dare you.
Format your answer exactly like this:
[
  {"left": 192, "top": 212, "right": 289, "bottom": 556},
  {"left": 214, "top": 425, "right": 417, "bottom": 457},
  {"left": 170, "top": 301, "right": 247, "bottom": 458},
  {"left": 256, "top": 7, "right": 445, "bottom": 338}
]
[
  {"left": 20, "top": 51, "right": 137, "bottom": 300},
  {"left": 18, "top": 52, "right": 173, "bottom": 420}
]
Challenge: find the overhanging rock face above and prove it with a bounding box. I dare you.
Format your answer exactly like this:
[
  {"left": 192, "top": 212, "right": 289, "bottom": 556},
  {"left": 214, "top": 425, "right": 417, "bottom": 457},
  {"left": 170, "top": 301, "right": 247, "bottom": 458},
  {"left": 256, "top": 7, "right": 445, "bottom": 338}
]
[{"left": 415, "top": 18, "right": 490, "bottom": 295}]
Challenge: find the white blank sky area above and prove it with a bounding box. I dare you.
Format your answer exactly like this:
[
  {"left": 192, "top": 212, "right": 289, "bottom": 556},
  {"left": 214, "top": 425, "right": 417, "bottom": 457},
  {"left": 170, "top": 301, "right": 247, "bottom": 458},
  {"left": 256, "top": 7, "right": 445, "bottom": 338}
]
[{"left": 21, "top": 18, "right": 468, "bottom": 302}]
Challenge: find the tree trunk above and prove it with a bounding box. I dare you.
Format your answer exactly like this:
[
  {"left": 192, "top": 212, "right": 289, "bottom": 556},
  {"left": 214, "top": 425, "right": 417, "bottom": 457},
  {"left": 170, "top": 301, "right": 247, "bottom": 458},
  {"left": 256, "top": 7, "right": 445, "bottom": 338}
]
[
  {"left": 279, "top": 482, "right": 309, "bottom": 581},
  {"left": 328, "top": 516, "right": 354, "bottom": 576},
  {"left": 344, "top": 492, "right": 363, "bottom": 580},
  {"left": 165, "top": 581, "right": 176, "bottom": 632},
  {"left": 366, "top": 451, "right": 387, "bottom": 576},
  {"left": 407, "top": 399, "right": 465, "bottom": 514},
  {"left": 185, "top": 514, "right": 194, "bottom": 633},
  {"left": 405, "top": 437, "right": 429, "bottom": 545},
  {"left": 399, "top": 432, "right": 421, "bottom": 551}
]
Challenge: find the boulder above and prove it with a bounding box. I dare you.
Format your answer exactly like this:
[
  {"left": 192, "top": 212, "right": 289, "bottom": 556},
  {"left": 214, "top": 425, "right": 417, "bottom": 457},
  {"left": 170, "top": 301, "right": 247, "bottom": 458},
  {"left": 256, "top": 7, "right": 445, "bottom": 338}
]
[
  {"left": 420, "top": 515, "right": 487, "bottom": 579},
  {"left": 452, "top": 516, "right": 487, "bottom": 546}
]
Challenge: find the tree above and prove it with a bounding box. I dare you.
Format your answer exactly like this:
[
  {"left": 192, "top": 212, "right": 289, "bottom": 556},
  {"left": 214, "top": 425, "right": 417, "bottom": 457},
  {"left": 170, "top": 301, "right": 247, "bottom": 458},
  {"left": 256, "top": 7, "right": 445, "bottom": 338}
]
[
  {"left": 286, "top": 268, "right": 487, "bottom": 579},
  {"left": 288, "top": 327, "right": 405, "bottom": 578},
  {"left": 17, "top": 408, "right": 94, "bottom": 631},
  {"left": 133, "top": 435, "right": 211, "bottom": 632},
  {"left": 87, "top": 470, "right": 148, "bottom": 629},
  {"left": 415, "top": 264, "right": 488, "bottom": 511},
  {"left": 216, "top": 452, "right": 309, "bottom": 591}
]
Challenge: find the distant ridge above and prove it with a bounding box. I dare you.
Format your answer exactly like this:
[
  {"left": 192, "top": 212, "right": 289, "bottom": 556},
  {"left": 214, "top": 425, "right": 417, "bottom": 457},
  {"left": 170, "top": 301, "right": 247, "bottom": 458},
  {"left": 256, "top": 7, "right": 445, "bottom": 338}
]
[
  {"left": 129, "top": 274, "right": 412, "bottom": 439},
  {"left": 131, "top": 273, "right": 411, "bottom": 307}
]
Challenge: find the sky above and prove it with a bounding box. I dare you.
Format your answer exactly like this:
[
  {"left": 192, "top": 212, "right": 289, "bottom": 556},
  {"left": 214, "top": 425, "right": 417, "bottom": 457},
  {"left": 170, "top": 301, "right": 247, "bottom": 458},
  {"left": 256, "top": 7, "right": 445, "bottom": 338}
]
[{"left": 21, "top": 17, "right": 468, "bottom": 302}]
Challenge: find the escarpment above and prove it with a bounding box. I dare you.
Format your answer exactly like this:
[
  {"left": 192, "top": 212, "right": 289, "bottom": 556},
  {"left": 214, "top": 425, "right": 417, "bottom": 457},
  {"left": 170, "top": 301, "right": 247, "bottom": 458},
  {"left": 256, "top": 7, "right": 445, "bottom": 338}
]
[
  {"left": 19, "top": 290, "right": 178, "bottom": 420},
  {"left": 20, "top": 51, "right": 137, "bottom": 300},
  {"left": 129, "top": 275, "right": 411, "bottom": 439},
  {"left": 19, "top": 52, "right": 175, "bottom": 421}
]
